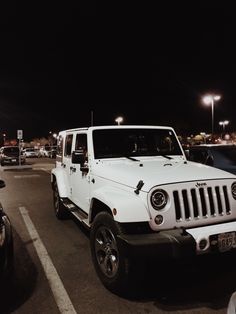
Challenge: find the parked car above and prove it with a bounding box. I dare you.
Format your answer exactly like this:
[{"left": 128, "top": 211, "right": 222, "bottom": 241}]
[
  {"left": 0, "top": 146, "right": 25, "bottom": 166},
  {"left": 48, "top": 146, "right": 57, "bottom": 159},
  {"left": 0, "top": 179, "right": 14, "bottom": 279},
  {"left": 38, "top": 146, "right": 50, "bottom": 157},
  {"left": 38, "top": 146, "right": 57, "bottom": 158},
  {"left": 23, "top": 147, "right": 39, "bottom": 158},
  {"left": 187, "top": 144, "right": 236, "bottom": 174},
  {"left": 52, "top": 125, "right": 236, "bottom": 294}
]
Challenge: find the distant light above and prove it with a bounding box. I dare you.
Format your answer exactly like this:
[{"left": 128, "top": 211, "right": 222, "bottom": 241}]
[
  {"left": 115, "top": 116, "right": 123, "bottom": 125},
  {"left": 219, "top": 120, "right": 229, "bottom": 126},
  {"left": 203, "top": 95, "right": 213, "bottom": 105},
  {"left": 214, "top": 95, "right": 221, "bottom": 101},
  {"left": 202, "top": 94, "right": 221, "bottom": 105}
]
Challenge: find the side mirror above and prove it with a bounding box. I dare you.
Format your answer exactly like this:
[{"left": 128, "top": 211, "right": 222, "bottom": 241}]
[
  {"left": 0, "top": 180, "right": 5, "bottom": 189},
  {"left": 72, "top": 150, "right": 85, "bottom": 165}
]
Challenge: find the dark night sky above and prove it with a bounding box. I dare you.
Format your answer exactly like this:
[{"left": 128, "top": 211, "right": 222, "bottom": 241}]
[{"left": 1, "top": 2, "right": 236, "bottom": 140}]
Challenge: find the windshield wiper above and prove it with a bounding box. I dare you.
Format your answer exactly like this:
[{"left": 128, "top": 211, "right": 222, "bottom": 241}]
[
  {"left": 125, "top": 156, "right": 140, "bottom": 161},
  {"left": 158, "top": 154, "right": 172, "bottom": 160}
]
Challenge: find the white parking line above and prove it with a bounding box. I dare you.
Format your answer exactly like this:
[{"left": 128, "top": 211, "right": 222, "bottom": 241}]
[
  {"left": 14, "top": 174, "right": 41, "bottom": 179},
  {"left": 19, "top": 206, "right": 77, "bottom": 314},
  {"left": 32, "top": 167, "right": 52, "bottom": 174}
]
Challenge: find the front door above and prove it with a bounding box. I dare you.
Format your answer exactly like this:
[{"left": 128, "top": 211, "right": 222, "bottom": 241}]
[{"left": 69, "top": 132, "right": 90, "bottom": 213}]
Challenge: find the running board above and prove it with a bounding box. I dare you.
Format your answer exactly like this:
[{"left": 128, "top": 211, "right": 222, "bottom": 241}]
[{"left": 62, "top": 198, "right": 89, "bottom": 225}]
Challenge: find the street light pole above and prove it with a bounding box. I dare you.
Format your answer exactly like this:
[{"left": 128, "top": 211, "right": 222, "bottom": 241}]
[
  {"left": 202, "top": 94, "right": 221, "bottom": 137},
  {"left": 211, "top": 97, "right": 214, "bottom": 136},
  {"left": 3, "top": 133, "right": 6, "bottom": 146},
  {"left": 219, "top": 120, "right": 229, "bottom": 138}
]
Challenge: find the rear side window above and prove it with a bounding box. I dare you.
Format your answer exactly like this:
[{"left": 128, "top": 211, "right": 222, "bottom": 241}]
[{"left": 64, "top": 134, "right": 73, "bottom": 157}]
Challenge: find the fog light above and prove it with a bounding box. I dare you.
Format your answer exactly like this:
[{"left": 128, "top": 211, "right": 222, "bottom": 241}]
[
  {"left": 199, "top": 238, "right": 208, "bottom": 250},
  {"left": 154, "top": 215, "right": 163, "bottom": 225}
]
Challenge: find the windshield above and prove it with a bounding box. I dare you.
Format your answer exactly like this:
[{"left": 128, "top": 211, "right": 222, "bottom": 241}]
[
  {"left": 3, "top": 147, "right": 19, "bottom": 153},
  {"left": 93, "top": 128, "right": 182, "bottom": 159}
]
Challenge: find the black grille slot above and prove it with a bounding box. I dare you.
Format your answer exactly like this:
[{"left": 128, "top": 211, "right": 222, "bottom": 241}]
[
  {"left": 173, "top": 191, "right": 181, "bottom": 220},
  {"left": 215, "top": 186, "right": 223, "bottom": 214},
  {"left": 199, "top": 188, "right": 207, "bottom": 216},
  {"left": 223, "top": 185, "right": 231, "bottom": 214},
  {"left": 182, "top": 190, "right": 190, "bottom": 219},
  {"left": 207, "top": 187, "right": 215, "bottom": 216},
  {"left": 191, "top": 188, "right": 199, "bottom": 217}
]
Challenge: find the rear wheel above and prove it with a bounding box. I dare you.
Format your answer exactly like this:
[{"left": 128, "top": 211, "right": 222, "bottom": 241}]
[
  {"left": 90, "top": 212, "right": 131, "bottom": 295},
  {"left": 53, "top": 181, "right": 68, "bottom": 219}
]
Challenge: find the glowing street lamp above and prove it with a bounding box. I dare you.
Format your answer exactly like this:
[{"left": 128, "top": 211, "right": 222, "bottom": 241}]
[
  {"left": 202, "top": 94, "right": 221, "bottom": 136},
  {"left": 219, "top": 120, "right": 229, "bottom": 132},
  {"left": 115, "top": 116, "right": 123, "bottom": 125}
]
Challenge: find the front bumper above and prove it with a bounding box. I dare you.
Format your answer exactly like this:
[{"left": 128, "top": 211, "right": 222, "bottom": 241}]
[
  {"left": 118, "top": 221, "right": 236, "bottom": 259},
  {"left": 117, "top": 229, "right": 196, "bottom": 259},
  {"left": 1, "top": 157, "right": 25, "bottom": 164}
]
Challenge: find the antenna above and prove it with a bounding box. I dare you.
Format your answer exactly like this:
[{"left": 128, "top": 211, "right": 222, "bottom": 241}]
[{"left": 91, "top": 110, "right": 93, "bottom": 126}]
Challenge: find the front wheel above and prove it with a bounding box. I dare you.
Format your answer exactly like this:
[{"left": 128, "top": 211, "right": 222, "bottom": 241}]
[
  {"left": 90, "top": 212, "right": 131, "bottom": 295},
  {"left": 53, "top": 181, "right": 68, "bottom": 220}
]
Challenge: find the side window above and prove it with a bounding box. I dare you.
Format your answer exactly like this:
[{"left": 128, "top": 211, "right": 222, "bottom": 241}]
[
  {"left": 57, "top": 135, "right": 64, "bottom": 157},
  {"left": 64, "top": 134, "right": 73, "bottom": 157},
  {"left": 75, "top": 134, "right": 87, "bottom": 153}
]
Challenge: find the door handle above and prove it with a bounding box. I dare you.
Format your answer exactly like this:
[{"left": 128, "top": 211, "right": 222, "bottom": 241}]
[{"left": 70, "top": 166, "right": 76, "bottom": 173}]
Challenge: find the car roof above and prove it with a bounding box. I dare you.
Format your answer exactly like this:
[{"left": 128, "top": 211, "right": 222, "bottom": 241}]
[
  {"left": 1, "top": 146, "right": 19, "bottom": 149},
  {"left": 61, "top": 125, "right": 174, "bottom": 133}
]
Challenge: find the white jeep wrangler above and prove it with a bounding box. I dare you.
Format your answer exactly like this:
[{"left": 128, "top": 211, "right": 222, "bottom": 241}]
[{"left": 51, "top": 125, "right": 236, "bottom": 293}]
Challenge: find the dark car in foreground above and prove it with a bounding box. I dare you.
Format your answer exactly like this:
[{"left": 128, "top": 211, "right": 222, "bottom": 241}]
[
  {"left": 187, "top": 144, "right": 236, "bottom": 175},
  {"left": 0, "top": 146, "right": 25, "bottom": 166},
  {"left": 0, "top": 180, "right": 14, "bottom": 279}
]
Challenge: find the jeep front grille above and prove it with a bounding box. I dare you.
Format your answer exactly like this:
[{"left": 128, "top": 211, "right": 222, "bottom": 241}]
[{"left": 173, "top": 185, "right": 231, "bottom": 221}]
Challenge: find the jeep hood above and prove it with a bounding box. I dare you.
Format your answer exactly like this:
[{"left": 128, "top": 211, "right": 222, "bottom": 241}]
[{"left": 93, "top": 157, "right": 236, "bottom": 192}]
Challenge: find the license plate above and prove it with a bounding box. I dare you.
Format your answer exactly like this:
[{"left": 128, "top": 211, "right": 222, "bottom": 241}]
[
  {"left": 218, "top": 232, "right": 236, "bottom": 252},
  {"left": 12, "top": 159, "right": 16, "bottom": 162}
]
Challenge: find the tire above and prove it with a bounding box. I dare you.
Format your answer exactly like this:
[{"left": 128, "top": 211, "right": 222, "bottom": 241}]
[
  {"left": 90, "top": 212, "right": 131, "bottom": 295},
  {"left": 0, "top": 216, "right": 14, "bottom": 281},
  {"left": 53, "top": 181, "right": 68, "bottom": 220},
  {"left": 5, "top": 228, "right": 14, "bottom": 278}
]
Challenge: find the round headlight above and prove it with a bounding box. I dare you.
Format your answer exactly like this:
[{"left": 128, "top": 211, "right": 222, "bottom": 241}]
[
  {"left": 232, "top": 182, "right": 236, "bottom": 200},
  {"left": 151, "top": 189, "right": 168, "bottom": 210}
]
